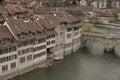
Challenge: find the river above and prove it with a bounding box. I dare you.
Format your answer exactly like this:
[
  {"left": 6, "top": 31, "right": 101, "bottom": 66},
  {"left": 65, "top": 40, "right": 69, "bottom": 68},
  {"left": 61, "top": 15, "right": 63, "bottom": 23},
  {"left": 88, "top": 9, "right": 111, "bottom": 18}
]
[{"left": 9, "top": 26, "right": 120, "bottom": 80}]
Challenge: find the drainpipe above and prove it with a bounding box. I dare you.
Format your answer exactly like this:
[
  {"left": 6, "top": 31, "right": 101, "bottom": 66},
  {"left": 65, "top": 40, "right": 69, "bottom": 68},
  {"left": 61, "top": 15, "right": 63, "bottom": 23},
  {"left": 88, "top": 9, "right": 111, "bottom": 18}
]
[
  {"left": 63, "top": 26, "right": 66, "bottom": 56},
  {"left": 71, "top": 27, "right": 74, "bottom": 54}
]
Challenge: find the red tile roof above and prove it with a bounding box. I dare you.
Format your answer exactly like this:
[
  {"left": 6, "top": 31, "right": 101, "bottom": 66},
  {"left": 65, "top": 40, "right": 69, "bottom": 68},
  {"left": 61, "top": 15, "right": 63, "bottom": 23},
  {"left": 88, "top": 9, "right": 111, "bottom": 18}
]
[
  {"left": 39, "top": 14, "right": 60, "bottom": 29},
  {"left": 7, "top": 18, "right": 44, "bottom": 41},
  {"left": 0, "top": 26, "right": 17, "bottom": 48},
  {"left": 0, "top": 5, "right": 8, "bottom": 17}
]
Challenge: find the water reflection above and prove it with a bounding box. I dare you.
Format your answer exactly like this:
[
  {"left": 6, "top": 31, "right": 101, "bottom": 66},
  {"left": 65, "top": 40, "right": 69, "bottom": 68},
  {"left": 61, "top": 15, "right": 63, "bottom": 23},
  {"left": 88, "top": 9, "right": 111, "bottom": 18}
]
[
  {"left": 85, "top": 38, "right": 105, "bottom": 55},
  {"left": 114, "top": 43, "right": 120, "bottom": 56}
]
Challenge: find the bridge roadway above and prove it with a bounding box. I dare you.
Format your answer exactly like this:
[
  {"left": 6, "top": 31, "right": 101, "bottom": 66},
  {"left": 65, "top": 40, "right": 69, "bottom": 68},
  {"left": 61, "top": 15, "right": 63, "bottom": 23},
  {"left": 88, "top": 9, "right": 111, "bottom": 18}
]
[
  {"left": 81, "top": 31, "right": 120, "bottom": 53},
  {"left": 81, "top": 31, "right": 120, "bottom": 39}
]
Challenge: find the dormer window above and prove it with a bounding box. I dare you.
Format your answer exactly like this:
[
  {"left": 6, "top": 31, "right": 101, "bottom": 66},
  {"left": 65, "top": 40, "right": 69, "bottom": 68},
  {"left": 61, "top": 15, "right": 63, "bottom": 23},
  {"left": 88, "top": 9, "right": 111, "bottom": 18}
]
[
  {"left": 11, "top": 39, "right": 14, "bottom": 43},
  {"left": 27, "top": 31, "right": 33, "bottom": 37},
  {"left": 0, "top": 39, "right": 5, "bottom": 44},
  {"left": 36, "top": 31, "right": 42, "bottom": 36},
  {"left": 27, "top": 31, "right": 31, "bottom": 37},
  {"left": 20, "top": 34, "right": 24, "bottom": 39},
  {"left": 18, "top": 33, "right": 24, "bottom": 39}
]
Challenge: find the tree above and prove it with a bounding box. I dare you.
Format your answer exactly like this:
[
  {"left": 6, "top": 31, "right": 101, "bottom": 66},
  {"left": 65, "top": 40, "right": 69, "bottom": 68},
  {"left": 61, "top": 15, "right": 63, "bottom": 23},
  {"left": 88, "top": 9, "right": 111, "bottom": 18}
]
[{"left": 82, "top": 22, "right": 94, "bottom": 31}]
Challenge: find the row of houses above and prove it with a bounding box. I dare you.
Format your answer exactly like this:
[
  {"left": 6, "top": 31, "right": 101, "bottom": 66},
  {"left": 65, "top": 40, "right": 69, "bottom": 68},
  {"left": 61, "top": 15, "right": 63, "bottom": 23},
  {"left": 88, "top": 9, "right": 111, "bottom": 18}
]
[
  {"left": 78, "top": 0, "right": 120, "bottom": 8},
  {"left": 0, "top": 1, "right": 82, "bottom": 79}
]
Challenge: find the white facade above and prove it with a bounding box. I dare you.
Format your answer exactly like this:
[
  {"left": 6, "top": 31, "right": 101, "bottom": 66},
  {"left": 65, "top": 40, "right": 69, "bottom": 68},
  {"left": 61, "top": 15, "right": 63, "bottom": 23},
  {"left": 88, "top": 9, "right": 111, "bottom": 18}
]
[
  {"left": 18, "top": 40, "right": 34, "bottom": 69},
  {"left": 92, "top": 1, "right": 107, "bottom": 8},
  {"left": 64, "top": 27, "right": 74, "bottom": 55},
  {"left": 33, "top": 38, "right": 47, "bottom": 64},
  {"left": 80, "top": 0, "right": 87, "bottom": 6}
]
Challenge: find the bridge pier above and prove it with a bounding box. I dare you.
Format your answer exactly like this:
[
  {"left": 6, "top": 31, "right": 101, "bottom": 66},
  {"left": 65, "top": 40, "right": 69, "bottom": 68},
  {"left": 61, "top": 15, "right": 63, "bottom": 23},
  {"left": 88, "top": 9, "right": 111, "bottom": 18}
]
[{"left": 104, "top": 48, "right": 114, "bottom": 53}]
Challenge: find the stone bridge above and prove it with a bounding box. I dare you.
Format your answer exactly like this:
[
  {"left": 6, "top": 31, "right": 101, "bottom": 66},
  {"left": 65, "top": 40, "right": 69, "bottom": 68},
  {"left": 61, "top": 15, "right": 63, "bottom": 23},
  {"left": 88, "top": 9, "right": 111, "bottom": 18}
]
[{"left": 81, "top": 31, "right": 120, "bottom": 53}]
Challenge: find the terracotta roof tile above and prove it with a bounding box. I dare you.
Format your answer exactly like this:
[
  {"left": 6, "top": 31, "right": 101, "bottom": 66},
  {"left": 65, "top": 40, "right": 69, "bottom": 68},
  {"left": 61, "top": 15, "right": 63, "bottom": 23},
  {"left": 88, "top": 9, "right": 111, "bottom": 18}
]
[
  {"left": 0, "top": 26, "right": 17, "bottom": 48},
  {"left": 7, "top": 18, "right": 44, "bottom": 41},
  {"left": 0, "top": 5, "right": 8, "bottom": 17},
  {"left": 39, "top": 14, "right": 60, "bottom": 29}
]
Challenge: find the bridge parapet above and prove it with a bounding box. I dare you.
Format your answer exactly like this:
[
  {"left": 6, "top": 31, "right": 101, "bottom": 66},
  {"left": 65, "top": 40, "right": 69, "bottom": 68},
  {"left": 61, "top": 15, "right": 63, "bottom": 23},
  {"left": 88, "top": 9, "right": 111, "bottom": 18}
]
[{"left": 81, "top": 31, "right": 120, "bottom": 53}]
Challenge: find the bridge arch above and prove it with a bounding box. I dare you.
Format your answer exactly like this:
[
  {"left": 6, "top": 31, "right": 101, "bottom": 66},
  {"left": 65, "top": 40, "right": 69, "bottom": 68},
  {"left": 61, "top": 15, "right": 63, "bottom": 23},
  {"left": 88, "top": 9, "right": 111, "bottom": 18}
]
[
  {"left": 84, "top": 37, "right": 105, "bottom": 54},
  {"left": 113, "top": 40, "right": 120, "bottom": 49},
  {"left": 85, "top": 37, "right": 106, "bottom": 48}
]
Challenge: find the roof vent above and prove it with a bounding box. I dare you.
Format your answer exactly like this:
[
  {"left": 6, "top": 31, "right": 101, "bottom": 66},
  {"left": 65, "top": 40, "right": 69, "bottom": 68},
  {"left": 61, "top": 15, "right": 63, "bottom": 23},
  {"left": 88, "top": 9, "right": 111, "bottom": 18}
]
[
  {"left": 53, "top": 14, "right": 57, "bottom": 17},
  {"left": 42, "top": 16, "right": 44, "bottom": 19},
  {"left": 24, "top": 19, "right": 30, "bottom": 23}
]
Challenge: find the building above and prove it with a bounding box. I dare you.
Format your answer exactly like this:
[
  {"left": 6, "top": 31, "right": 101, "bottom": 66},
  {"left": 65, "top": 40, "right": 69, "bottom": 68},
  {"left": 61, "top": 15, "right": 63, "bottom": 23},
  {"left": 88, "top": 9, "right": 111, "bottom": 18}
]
[
  {"left": 38, "top": 14, "right": 58, "bottom": 59},
  {"left": 92, "top": 0, "right": 120, "bottom": 8},
  {"left": 57, "top": 12, "right": 82, "bottom": 55},
  {"left": 111, "top": 0, "right": 120, "bottom": 8},
  {"left": 0, "top": 0, "right": 83, "bottom": 79},
  {"left": 0, "top": 26, "right": 17, "bottom": 79},
  {"left": 79, "top": 0, "right": 87, "bottom": 6},
  {"left": 5, "top": 18, "right": 48, "bottom": 75},
  {"left": 92, "top": 0, "right": 107, "bottom": 8}
]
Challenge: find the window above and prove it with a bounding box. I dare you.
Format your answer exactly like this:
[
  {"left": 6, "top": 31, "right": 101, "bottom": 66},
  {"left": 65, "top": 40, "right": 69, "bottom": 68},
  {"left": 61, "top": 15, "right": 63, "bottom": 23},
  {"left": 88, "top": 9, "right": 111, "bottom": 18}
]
[
  {"left": 52, "top": 40, "right": 55, "bottom": 44},
  {"left": 26, "top": 48, "right": 33, "bottom": 53},
  {"left": 18, "top": 40, "right": 33, "bottom": 47},
  {"left": 60, "top": 32, "right": 63, "bottom": 35},
  {"left": 11, "top": 62, "right": 16, "bottom": 69},
  {"left": 19, "top": 34, "right": 24, "bottom": 39},
  {"left": 10, "top": 54, "right": 17, "bottom": 60},
  {"left": 67, "top": 28, "right": 72, "bottom": 32},
  {"left": 34, "top": 51, "right": 46, "bottom": 59},
  {"left": 0, "top": 48, "right": 8, "bottom": 55},
  {"left": 9, "top": 46, "right": 16, "bottom": 52},
  {"left": 102, "top": 1, "right": 104, "bottom": 7},
  {"left": 65, "top": 43, "right": 71, "bottom": 48},
  {"left": 75, "top": 32, "right": 79, "bottom": 36},
  {"left": 34, "top": 40, "right": 38, "bottom": 44},
  {"left": 74, "top": 27, "right": 79, "bottom": 31},
  {"left": 2, "top": 65, "right": 8, "bottom": 72},
  {"left": 67, "top": 34, "right": 71, "bottom": 38},
  {"left": 97, "top": 2, "right": 99, "bottom": 8},
  {"left": 47, "top": 41, "right": 50, "bottom": 45},
  {"left": 41, "top": 38, "right": 45, "bottom": 42},
  {"left": 27, "top": 31, "right": 32, "bottom": 37},
  {"left": 20, "top": 57, "right": 25, "bottom": 63},
  {"left": 52, "top": 34, "right": 55, "bottom": 38},
  {"left": 37, "top": 31, "right": 42, "bottom": 36},
  {"left": 0, "top": 54, "right": 17, "bottom": 63},
  {"left": 0, "top": 39, "right": 5, "bottom": 44},
  {"left": 18, "top": 50, "right": 26, "bottom": 55},
  {"left": 27, "top": 55, "right": 32, "bottom": 61}
]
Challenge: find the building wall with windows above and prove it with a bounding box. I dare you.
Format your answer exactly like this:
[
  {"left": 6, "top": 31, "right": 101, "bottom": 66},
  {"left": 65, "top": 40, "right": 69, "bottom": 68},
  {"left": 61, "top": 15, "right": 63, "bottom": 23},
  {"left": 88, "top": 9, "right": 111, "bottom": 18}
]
[
  {"left": 0, "top": 46, "right": 18, "bottom": 76},
  {"left": 80, "top": 0, "right": 87, "bottom": 6},
  {"left": 92, "top": 1, "right": 107, "bottom": 8},
  {"left": 53, "top": 25, "right": 64, "bottom": 58},
  {"left": 73, "top": 26, "right": 82, "bottom": 52},
  {"left": 46, "top": 34, "right": 56, "bottom": 49},
  {"left": 18, "top": 40, "right": 34, "bottom": 69},
  {"left": 64, "top": 27, "right": 74, "bottom": 55},
  {"left": 46, "top": 34, "right": 56, "bottom": 59},
  {"left": 33, "top": 38, "right": 47, "bottom": 64},
  {"left": 111, "top": 0, "right": 120, "bottom": 8}
]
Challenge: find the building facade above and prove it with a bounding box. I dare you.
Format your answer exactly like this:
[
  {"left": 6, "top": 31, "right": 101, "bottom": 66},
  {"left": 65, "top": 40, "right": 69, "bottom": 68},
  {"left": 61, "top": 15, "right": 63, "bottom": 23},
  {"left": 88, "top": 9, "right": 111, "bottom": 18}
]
[{"left": 0, "top": 26, "right": 18, "bottom": 79}]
